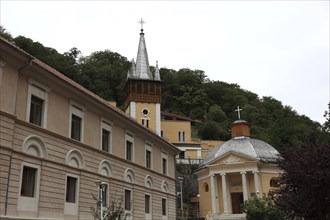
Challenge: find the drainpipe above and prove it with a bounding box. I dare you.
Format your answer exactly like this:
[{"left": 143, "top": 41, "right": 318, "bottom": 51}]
[
  {"left": 4, "top": 57, "right": 33, "bottom": 216},
  {"left": 15, "top": 57, "right": 33, "bottom": 115}
]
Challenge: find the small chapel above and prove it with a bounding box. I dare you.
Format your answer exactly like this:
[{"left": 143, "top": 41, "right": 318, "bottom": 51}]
[{"left": 195, "top": 114, "right": 281, "bottom": 220}]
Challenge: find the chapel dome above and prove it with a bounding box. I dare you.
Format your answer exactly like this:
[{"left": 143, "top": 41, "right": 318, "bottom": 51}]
[{"left": 200, "top": 119, "right": 280, "bottom": 166}]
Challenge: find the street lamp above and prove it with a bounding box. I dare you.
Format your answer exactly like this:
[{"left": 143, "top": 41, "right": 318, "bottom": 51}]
[
  {"left": 95, "top": 180, "right": 107, "bottom": 220},
  {"left": 197, "top": 194, "right": 200, "bottom": 218},
  {"left": 178, "top": 177, "right": 183, "bottom": 217}
]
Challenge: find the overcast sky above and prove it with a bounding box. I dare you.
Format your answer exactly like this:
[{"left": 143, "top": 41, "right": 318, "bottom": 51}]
[{"left": 1, "top": 1, "right": 329, "bottom": 124}]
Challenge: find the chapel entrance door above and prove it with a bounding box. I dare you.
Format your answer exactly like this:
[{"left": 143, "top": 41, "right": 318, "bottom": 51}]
[{"left": 231, "top": 192, "right": 244, "bottom": 214}]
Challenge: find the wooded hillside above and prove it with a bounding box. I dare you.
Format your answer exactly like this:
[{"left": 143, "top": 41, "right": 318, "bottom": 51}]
[{"left": 1, "top": 26, "right": 329, "bottom": 151}]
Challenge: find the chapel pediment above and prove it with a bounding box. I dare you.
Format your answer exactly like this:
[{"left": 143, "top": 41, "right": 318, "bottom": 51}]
[{"left": 210, "top": 152, "right": 257, "bottom": 166}]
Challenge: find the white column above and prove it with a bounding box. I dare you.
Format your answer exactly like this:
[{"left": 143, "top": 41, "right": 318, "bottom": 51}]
[
  {"left": 241, "top": 171, "right": 249, "bottom": 201},
  {"left": 210, "top": 174, "right": 218, "bottom": 214},
  {"left": 221, "top": 173, "right": 229, "bottom": 214},
  {"left": 253, "top": 170, "right": 261, "bottom": 197}
]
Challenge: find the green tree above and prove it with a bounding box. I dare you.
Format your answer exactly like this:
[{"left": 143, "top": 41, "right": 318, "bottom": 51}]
[
  {"left": 0, "top": 26, "right": 13, "bottom": 41},
  {"left": 13, "top": 36, "right": 81, "bottom": 81},
  {"left": 198, "top": 121, "right": 222, "bottom": 140},
  {"left": 242, "top": 196, "right": 285, "bottom": 220},
  {"left": 79, "top": 50, "right": 131, "bottom": 106},
  {"left": 323, "top": 103, "right": 330, "bottom": 132},
  {"left": 271, "top": 139, "right": 330, "bottom": 220},
  {"left": 207, "top": 105, "right": 227, "bottom": 122}
]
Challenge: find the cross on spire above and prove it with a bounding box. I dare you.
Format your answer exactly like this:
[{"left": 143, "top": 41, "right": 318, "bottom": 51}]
[
  {"left": 138, "top": 18, "right": 146, "bottom": 31},
  {"left": 235, "top": 106, "right": 242, "bottom": 119}
]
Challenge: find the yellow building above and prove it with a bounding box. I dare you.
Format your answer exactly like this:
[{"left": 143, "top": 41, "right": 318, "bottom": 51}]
[
  {"left": 0, "top": 27, "right": 179, "bottom": 220},
  {"left": 195, "top": 120, "right": 281, "bottom": 220}
]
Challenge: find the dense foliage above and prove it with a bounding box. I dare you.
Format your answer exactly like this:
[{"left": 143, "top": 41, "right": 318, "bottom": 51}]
[
  {"left": 2, "top": 25, "right": 328, "bottom": 150},
  {"left": 242, "top": 196, "right": 286, "bottom": 220},
  {"left": 270, "top": 140, "right": 330, "bottom": 220}
]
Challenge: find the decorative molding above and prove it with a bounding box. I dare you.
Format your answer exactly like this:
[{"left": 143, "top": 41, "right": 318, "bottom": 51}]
[{"left": 223, "top": 155, "right": 240, "bottom": 164}]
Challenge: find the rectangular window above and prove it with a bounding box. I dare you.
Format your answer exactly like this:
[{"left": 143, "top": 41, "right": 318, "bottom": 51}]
[
  {"left": 26, "top": 80, "right": 49, "bottom": 128},
  {"left": 125, "top": 189, "right": 131, "bottom": 211},
  {"left": 66, "top": 176, "right": 77, "bottom": 203},
  {"left": 29, "top": 95, "right": 43, "bottom": 126},
  {"left": 162, "top": 158, "right": 167, "bottom": 175},
  {"left": 20, "top": 166, "right": 37, "bottom": 197},
  {"left": 71, "top": 114, "right": 81, "bottom": 141},
  {"left": 126, "top": 140, "right": 132, "bottom": 161},
  {"left": 145, "top": 194, "right": 150, "bottom": 214},
  {"left": 182, "top": 131, "right": 186, "bottom": 142},
  {"left": 102, "top": 129, "right": 110, "bottom": 152},
  {"left": 161, "top": 152, "right": 168, "bottom": 176},
  {"left": 99, "top": 185, "right": 108, "bottom": 206},
  {"left": 146, "top": 150, "right": 151, "bottom": 168},
  {"left": 178, "top": 131, "right": 181, "bottom": 142},
  {"left": 162, "top": 198, "right": 167, "bottom": 216},
  {"left": 179, "top": 151, "right": 185, "bottom": 159}
]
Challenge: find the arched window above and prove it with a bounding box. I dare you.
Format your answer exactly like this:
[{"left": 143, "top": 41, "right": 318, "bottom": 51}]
[
  {"left": 145, "top": 175, "right": 153, "bottom": 189},
  {"left": 270, "top": 177, "right": 280, "bottom": 187},
  {"left": 22, "top": 135, "right": 47, "bottom": 158},
  {"left": 161, "top": 180, "right": 169, "bottom": 193},
  {"left": 203, "top": 183, "right": 209, "bottom": 192},
  {"left": 98, "top": 160, "right": 112, "bottom": 177},
  {"left": 66, "top": 149, "right": 85, "bottom": 169},
  {"left": 124, "top": 168, "right": 135, "bottom": 183}
]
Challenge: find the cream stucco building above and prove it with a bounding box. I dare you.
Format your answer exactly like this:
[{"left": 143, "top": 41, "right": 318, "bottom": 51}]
[
  {"left": 0, "top": 27, "right": 179, "bottom": 220},
  {"left": 195, "top": 120, "right": 281, "bottom": 220}
]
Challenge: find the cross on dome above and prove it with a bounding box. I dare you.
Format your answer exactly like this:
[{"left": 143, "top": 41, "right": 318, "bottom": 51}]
[{"left": 235, "top": 106, "right": 242, "bottom": 119}]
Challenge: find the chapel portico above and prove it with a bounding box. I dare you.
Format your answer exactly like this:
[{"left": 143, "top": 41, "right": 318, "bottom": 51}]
[{"left": 196, "top": 117, "right": 281, "bottom": 220}]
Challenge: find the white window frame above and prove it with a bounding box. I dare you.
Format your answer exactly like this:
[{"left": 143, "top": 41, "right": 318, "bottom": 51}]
[
  {"left": 100, "top": 117, "right": 112, "bottom": 153},
  {"left": 145, "top": 193, "right": 152, "bottom": 219},
  {"left": 17, "top": 162, "right": 41, "bottom": 212},
  {"left": 161, "top": 152, "right": 168, "bottom": 175},
  {"left": 26, "top": 79, "right": 49, "bottom": 128},
  {"left": 125, "top": 131, "right": 134, "bottom": 162},
  {"left": 64, "top": 173, "right": 80, "bottom": 215},
  {"left": 162, "top": 197, "right": 168, "bottom": 220},
  {"left": 69, "top": 101, "right": 85, "bottom": 142},
  {"left": 145, "top": 142, "right": 153, "bottom": 169}
]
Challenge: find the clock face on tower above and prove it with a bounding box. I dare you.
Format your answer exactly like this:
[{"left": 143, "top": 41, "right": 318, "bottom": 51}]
[{"left": 142, "top": 108, "right": 150, "bottom": 116}]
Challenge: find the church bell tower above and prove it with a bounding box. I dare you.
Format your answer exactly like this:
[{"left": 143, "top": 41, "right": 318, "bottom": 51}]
[{"left": 124, "top": 19, "right": 162, "bottom": 135}]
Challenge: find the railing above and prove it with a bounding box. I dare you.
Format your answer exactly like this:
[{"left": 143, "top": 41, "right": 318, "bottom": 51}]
[
  {"left": 176, "top": 158, "right": 202, "bottom": 165},
  {"left": 177, "top": 209, "right": 204, "bottom": 220}
]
